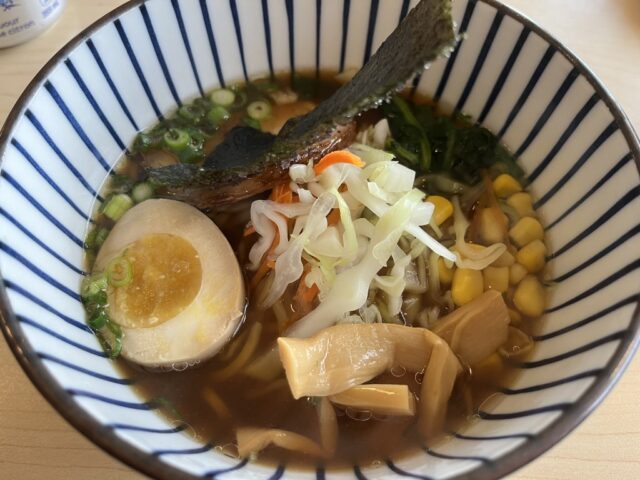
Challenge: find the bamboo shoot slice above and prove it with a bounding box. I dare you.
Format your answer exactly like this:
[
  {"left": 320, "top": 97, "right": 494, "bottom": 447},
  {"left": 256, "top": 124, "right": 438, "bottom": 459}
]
[
  {"left": 278, "top": 323, "right": 460, "bottom": 398},
  {"left": 236, "top": 428, "right": 325, "bottom": 458},
  {"left": 330, "top": 384, "right": 416, "bottom": 416},
  {"left": 431, "top": 290, "right": 509, "bottom": 366},
  {"left": 318, "top": 398, "right": 338, "bottom": 456}
]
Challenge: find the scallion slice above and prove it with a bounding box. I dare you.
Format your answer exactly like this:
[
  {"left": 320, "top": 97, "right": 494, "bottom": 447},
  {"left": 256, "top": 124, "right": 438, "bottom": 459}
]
[
  {"left": 131, "top": 182, "right": 154, "bottom": 203},
  {"left": 88, "top": 310, "right": 108, "bottom": 330},
  {"left": 107, "top": 256, "right": 133, "bottom": 287},
  {"left": 207, "top": 105, "right": 230, "bottom": 125},
  {"left": 178, "top": 104, "right": 203, "bottom": 121},
  {"left": 106, "top": 321, "right": 123, "bottom": 358},
  {"left": 210, "top": 88, "right": 236, "bottom": 106},
  {"left": 81, "top": 272, "right": 108, "bottom": 299},
  {"left": 101, "top": 194, "right": 133, "bottom": 221},
  {"left": 94, "top": 227, "right": 110, "bottom": 248},
  {"left": 163, "top": 128, "right": 190, "bottom": 150},
  {"left": 242, "top": 117, "right": 261, "bottom": 130},
  {"left": 246, "top": 100, "right": 272, "bottom": 120}
]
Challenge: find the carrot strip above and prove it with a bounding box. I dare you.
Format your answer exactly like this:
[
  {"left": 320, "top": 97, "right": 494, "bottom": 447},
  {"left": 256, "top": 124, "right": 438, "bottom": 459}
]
[
  {"left": 314, "top": 150, "right": 364, "bottom": 175},
  {"left": 270, "top": 182, "right": 293, "bottom": 204},
  {"left": 294, "top": 264, "right": 319, "bottom": 315},
  {"left": 250, "top": 231, "right": 279, "bottom": 290}
]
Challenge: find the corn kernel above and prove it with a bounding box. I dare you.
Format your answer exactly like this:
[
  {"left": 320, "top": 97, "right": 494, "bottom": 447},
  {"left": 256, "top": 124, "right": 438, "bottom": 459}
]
[
  {"left": 507, "top": 192, "right": 535, "bottom": 218},
  {"left": 426, "top": 195, "right": 453, "bottom": 226},
  {"left": 513, "top": 275, "right": 545, "bottom": 317},
  {"left": 493, "top": 174, "right": 522, "bottom": 198},
  {"left": 516, "top": 240, "right": 547, "bottom": 273},
  {"left": 483, "top": 266, "right": 509, "bottom": 293},
  {"left": 451, "top": 268, "right": 484, "bottom": 306},
  {"left": 492, "top": 249, "right": 516, "bottom": 267},
  {"left": 509, "top": 217, "right": 544, "bottom": 247},
  {"left": 509, "top": 263, "right": 528, "bottom": 285},
  {"left": 508, "top": 308, "right": 522, "bottom": 324},
  {"left": 478, "top": 207, "right": 508, "bottom": 244},
  {"left": 438, "top": 258, "right": 454, "bottom": 286}
]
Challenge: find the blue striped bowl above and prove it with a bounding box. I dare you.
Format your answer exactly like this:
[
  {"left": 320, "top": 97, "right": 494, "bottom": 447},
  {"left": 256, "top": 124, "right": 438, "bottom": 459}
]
[{"left": 0, "top": 0, "right": 638, "bottom": 479}]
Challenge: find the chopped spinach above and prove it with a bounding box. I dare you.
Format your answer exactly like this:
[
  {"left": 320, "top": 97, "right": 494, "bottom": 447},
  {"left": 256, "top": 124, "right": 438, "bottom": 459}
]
[{"left": 383, "top": 96, "right": 524, "bottom": 186}]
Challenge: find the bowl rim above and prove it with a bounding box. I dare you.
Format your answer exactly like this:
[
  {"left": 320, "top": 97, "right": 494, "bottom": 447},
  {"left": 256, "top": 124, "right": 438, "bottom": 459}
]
[{"left": 0, "top": 0, "right": 638, "bottom": 479}]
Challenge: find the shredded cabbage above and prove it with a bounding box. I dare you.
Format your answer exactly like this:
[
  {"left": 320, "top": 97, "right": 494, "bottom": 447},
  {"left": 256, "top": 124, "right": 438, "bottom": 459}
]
[{"left": 246, "top": 145, "right": 460, "bottom": 335}]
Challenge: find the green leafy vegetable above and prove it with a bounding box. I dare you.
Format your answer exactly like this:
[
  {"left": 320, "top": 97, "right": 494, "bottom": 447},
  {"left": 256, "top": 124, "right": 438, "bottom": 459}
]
[{"left": 383, "top": 96, "right": 524, "bottom": 186}]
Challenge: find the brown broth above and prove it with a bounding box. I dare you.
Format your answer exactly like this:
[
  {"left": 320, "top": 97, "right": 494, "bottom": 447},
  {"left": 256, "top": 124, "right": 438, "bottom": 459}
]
[
  {"left": 88, "top": 74, "right": 543, "bottom": 471},
  {"left": 114, "top": 209, "right": 539, "bottom": 471}
]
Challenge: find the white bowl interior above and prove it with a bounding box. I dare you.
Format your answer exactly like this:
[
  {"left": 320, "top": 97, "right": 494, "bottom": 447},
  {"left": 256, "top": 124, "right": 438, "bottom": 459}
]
[{"left": 0, "top": 0, "right": 638, "bottom": 479}]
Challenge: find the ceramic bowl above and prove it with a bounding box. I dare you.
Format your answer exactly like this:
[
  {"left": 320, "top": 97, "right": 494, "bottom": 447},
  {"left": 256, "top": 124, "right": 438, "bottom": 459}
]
[{"left": 0, "top": 0, "right": 638, "bottom": 479}]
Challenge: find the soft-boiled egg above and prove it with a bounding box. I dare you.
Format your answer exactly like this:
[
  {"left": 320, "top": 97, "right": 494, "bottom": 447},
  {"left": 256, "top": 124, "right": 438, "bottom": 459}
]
[{"left": 94, "top": 199, "right": 245, "bottom": 368}]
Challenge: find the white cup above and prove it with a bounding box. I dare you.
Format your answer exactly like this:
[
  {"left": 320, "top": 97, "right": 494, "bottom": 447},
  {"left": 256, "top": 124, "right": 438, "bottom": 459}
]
[{"left": 0, "top": 0, "right": 66, "bottom": 48}]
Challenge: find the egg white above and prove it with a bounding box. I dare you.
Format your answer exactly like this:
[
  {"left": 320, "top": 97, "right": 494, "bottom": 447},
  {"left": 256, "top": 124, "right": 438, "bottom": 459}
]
[{"left": 94, "top": 199, "right": 245, "bottom": 368}]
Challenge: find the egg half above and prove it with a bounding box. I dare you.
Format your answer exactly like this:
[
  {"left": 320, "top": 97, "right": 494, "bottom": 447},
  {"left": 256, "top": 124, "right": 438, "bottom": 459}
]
[{"left": 94, "top": 199, "right": 245, "bottom": 368}]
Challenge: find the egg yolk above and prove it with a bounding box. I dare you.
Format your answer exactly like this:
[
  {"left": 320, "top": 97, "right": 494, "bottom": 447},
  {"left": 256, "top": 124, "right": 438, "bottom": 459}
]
[{"left": 109, "top": 234, "right": 202, "bottom": 328}]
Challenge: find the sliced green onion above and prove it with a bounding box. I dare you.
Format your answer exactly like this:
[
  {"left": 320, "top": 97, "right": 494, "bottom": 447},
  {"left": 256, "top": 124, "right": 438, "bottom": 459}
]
[
  {"left": 101, "top": 194, "right": 133, "bottom": 222},
  {"left": 99, "top": 328, "right": 122, "bottom": 359},
  {"left": 242, "top": 117, "right": 261, "bottom": 130},
  {"left": 255, "top": 80, "right": 279, "bottom": 93},
  {"left": 88, "top": 310, "right": 108, "bottom": 330},
  {"left": 163, "top": 128, "right": 190, "bottom": 150},
  {"left": 106, "top": 321, "right": 123, "bottom": 358},
  {"left": 210, "top": 88, "right": 236, "bottom": 107},
  {"left": 178, "top": 104, "right": 204, "bottom": 121},
  {"left": 81, "top": 272, "right": 108, "bottom": 299},
  {"left": 107, "top": 256, "right": 133, "bottom": 287},
  {"left": 94, "top": 227, "right": 110, "bottom": 248},
  {"left": 231, "top": 89, "right": 247, "bottom": 109},
  {"left": 176, "top": 142, "right": 203, "bottom": 164},
  {"left": 84, "top": 228, "right": 97, "bottom": 250},
  {"left": 134, "top": 131, "right": 156, "bottom": 151},
  {"left": 83, "top": 291, "right": 108, "bottom": 312},
  {"left": 247, "top": 100, "right": 272, "bottom": 120},
  {"left": 131, "top": 182, "right": 154, "bottom": 203},
  {"left": 207, "top": 105, "right": 230, "bottom": 125}
]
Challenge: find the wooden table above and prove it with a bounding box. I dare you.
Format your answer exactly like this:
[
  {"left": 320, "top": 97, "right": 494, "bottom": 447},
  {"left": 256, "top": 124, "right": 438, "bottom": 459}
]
[{"left": 1, "top": 1, "right": 638, "bottom": 478}]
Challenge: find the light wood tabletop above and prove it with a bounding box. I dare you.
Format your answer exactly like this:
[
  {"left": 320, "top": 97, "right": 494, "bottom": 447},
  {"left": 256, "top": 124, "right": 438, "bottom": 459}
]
[{"left": 1, "top": 1, "right": 639, "bottom": 479}]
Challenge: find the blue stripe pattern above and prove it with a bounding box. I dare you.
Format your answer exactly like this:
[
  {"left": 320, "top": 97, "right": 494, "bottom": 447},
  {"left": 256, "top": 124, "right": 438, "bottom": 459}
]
[
  {"left": 114, "top": 19, "right": 164, "bottom": 120},
  {"left": 0, "top": 1, "right": 637, "bottom": 479},
  {"left": 497, "top": 46, "right": 555, "bottom": 138},
  {"left": 362, "top": 0, "right": 380, "bottom": 64},
  {"left": 433, "top": 0, "right": 477, "bottom": 102},
  {"left": 455, "top": 11, "right": 504, "bottom": 112},
  {"left": 19, "top": 316, "right": 105, "bottom": 357},
  {"left": 0, "top": 171, "right": 83, "bottom": 247},
  {"left": 10, "top": 139, "right": 89, "bottom": 221},
  {"left": 0, "top": 207, "right": 86, "bottom": 275},
  {"left": 139, "top": 5, "right": 183, "bottom": 107},
  {"left": 4, "top": 280, "right": 87, "bottom": 331},
  {"left": 86, "top": 38, "right": 140, "bottom": 131},
  {"left": 338, "top": 0, "right": 351, "bottom": 72},
  {"left": 23, "top": 109, "right": 101, "bottom": 199},
  {"left": 39, "top": 352, "right": 133, "bottom": 384},
  {"left": 44, "top": 81, "right": 112, "bottom": 172},
  {"left": 228, "top": 0, "right": 249, "bottom": 81},
  {"left": 199, "top": 0, "right": 225, "bottom": 87},
  {"left": 477, "top": 27, "right": 530, "bottom": 124},
  {"left": 171, "top": 0, "right": 204, "bottom": 96},
  {"left": 261, "top": 0, "right": 274, "bottom": 78},
  {"left": 0, "top": 242, "right": 81, "bottom": 300},
  {"left": 64, "top": 59, "right": 128, "bottom": 151}
]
